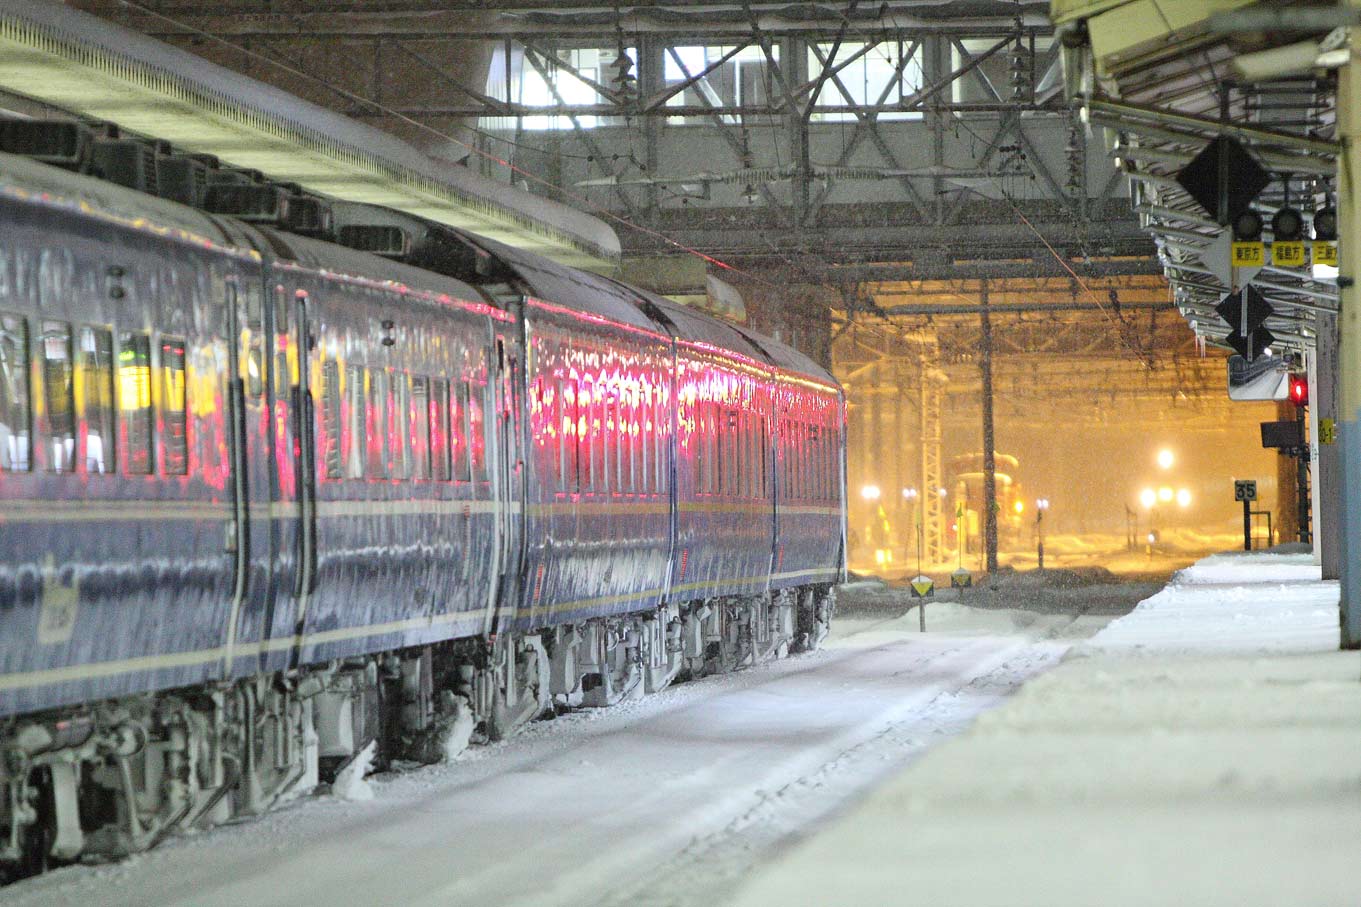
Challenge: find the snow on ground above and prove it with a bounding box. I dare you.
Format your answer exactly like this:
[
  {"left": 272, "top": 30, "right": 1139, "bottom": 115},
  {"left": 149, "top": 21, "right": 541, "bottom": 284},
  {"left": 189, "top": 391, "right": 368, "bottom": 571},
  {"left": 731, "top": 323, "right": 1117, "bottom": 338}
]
[
  {"left": 4, "top": 581, "right": 1152, "bottom": 907},
  {"left": 733, "top": 551, "right": 1361, "bottom": 907}
]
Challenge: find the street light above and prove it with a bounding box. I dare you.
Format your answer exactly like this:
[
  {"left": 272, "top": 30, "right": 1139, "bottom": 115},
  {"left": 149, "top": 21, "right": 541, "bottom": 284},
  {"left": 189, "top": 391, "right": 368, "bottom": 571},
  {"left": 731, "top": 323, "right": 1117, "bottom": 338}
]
[
  {"left": 1176, "top": 488, "right": 1192, "bottom": 508},
  {"left": 1035, "top": 498, "right": 1050, "bottom": 570},
  {"left": 901, "top": 487, "right": 918, "bottom": 501},
  {"left": 861, "top": 484, "right": 881, "bottom": 501},
  {"left": 1140, "top": 488, "right": 1157, "bottom": 509},
  {"left": 1156, "top": 448, "right": 1175, "bottom": 470}
]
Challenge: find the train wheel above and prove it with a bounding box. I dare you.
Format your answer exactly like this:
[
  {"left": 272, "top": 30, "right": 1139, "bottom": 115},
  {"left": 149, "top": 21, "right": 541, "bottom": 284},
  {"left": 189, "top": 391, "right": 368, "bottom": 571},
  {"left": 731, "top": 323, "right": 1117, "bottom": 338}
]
[
  {"left": 486, "top": 635, "right": 550, "bottom": 742},
  {"left": 8, "top": 767, "right": 55, "bottom": 883}
]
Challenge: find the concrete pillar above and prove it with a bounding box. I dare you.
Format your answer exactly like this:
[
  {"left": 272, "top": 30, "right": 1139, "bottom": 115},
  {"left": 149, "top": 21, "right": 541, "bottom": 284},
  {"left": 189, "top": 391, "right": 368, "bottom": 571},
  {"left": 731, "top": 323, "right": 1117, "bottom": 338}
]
[
  {"left": 1314, "top": 313, "right": 1340, "bottom": 578},
  {"left": 1336, "top": 15, "right": 1361, "bottom": 648}
]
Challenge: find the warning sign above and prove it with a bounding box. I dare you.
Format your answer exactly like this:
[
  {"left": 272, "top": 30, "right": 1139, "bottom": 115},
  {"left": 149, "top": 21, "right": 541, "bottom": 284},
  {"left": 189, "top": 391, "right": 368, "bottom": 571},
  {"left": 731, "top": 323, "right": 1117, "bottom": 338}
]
[
  {"left": 1231, "top": 241, "right": 1264, "bottom": 267},
  {"left": 1314, "top": 242, "right": 1338, "bottom": 267},
  {"left": 1272, "top": 241, "right": 1306, "bottom": 267},
  {"left": 909, "top": 575, "right": 935, "bottom": 599},
  {"left": 1320, "top": 417, "right": 1336, "bottom": 445},
  {"left": 950, "top": 569, "right": 972, "bottom": 589}
]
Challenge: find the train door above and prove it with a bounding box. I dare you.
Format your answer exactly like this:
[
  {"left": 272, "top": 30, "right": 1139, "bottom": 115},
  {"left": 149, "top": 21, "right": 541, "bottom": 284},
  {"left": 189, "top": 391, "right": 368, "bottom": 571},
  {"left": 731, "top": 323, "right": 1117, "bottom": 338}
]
[
  {"left": 289, "top": 291, "right": 318, "bottom": 649},
  {"left": 490, "top": 328, "right": 525, "bottom": 631},
  {"left": 261, "top": 284, "right": 317, "bottom": 666},
  {"left": 222, "top": 277, "right": 275, "bottom": 677}
]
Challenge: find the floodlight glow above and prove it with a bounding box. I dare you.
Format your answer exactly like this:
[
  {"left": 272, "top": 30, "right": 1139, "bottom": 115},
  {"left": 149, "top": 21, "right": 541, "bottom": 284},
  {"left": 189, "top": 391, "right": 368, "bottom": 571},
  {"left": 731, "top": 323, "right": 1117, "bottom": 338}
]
[
  {"left": 1140, "top": 488, "right": 1157, "bottom": 509},
  {"left": 1176, "top": 489, "right": 1192, "bottom": 508},
  {"left": 1158, "top": 486, "right": 1174, "bottom": 502},
  {"left": 1013, "top": 500, "right": 1024, "bottom": 514},
  {"left": 1156, "top": 449, "right": 1174, "bottom": 470}
]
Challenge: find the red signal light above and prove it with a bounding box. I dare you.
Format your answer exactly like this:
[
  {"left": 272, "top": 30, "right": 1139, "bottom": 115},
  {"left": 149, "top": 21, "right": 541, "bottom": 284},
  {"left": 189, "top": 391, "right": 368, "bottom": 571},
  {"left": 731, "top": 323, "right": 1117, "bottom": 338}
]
[{"left": 1289, "top": 375, "right": 1308, "bottom": 406}]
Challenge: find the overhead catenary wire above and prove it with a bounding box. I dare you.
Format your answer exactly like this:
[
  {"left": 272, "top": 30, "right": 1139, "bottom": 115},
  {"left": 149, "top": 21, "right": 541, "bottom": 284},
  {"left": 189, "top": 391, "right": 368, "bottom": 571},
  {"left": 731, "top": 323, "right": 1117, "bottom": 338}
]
[{"left": 110, "top": 0, "right": 775, "bottom": 286}]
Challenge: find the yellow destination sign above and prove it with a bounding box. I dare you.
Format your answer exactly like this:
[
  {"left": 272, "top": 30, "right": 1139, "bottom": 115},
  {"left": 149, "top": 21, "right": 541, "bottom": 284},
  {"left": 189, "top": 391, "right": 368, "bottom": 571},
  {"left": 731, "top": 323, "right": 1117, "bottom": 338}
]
[
  {"left": 1320, "top": 417, "right": 1337, "bottom": 445},
  {"left": 1272, "top": 241, "right": 1306, "bottom": 267},
  {"left": 1314, "top": 242, "right": 1338, "bottom": 267},
  {"left": 1231, "top": 241, "right": 1264, "bottom": 266}
]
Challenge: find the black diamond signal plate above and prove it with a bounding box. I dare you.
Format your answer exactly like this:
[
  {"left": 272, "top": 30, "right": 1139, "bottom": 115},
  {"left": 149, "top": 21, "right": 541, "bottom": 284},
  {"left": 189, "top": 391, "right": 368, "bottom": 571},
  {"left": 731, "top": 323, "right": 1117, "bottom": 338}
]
[
  {"left": 1227, "top": 327, "right": 1275, "bottom": 361},
  {"left": 1176, "top": 136, "right": 1271, "bottom": 224},
  {"left": 1215, "top": 285, "right": 1273, "bottom": 335}
]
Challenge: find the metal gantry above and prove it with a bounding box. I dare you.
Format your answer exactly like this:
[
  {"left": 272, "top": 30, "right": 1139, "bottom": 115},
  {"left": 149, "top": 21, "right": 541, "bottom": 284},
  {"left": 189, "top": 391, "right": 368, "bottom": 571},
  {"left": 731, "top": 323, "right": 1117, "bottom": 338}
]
[{"left": 72, "top": 0, "right": 1158, "bottom": 285}]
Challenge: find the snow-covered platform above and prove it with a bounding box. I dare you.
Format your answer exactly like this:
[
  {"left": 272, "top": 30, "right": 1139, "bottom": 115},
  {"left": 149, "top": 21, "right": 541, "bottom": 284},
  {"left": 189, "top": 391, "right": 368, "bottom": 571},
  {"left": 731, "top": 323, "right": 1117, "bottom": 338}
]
[{"left": 734, "top": 551, "right": 1360, "bottom": 907}]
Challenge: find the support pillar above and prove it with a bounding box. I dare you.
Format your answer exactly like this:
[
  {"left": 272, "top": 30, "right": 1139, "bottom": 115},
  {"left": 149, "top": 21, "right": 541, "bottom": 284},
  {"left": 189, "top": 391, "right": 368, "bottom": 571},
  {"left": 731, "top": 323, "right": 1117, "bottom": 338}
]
[
  {"left": 980, "top": 280, "right": 999, "bottom": 574},
  {"left": 1336, "top": 17, "right": 1361, "bottom": 648},
  {"left": 919, "top": 341, "right": 945, "bottom": 565},
  {"left": 1315, "top": 313, "right": 1340, "bottom": 579}
]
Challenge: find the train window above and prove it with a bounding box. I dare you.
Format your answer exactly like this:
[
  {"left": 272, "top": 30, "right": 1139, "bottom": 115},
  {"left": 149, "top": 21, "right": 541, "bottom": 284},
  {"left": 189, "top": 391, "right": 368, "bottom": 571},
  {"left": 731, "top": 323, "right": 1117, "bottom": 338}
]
[
  {"left": 758, "top": 415, "right": 769, "bottom": 498},
  {"left": 726, "top": 409, "right": 740, "bottom": 497},
  {"left": 40, "top": 322, "right": 75, "bottom": 473},
  {"left": 321, "top": 360, "right": 342, "bottom": 479},
  {"left": 118, "top": 332, "right": 154, "bottom": 475},
  {"left": 746, "top": 410, "right": 754, "bottom": 499},
  {"left": 0, "top": 313, "right": 30, "bottom": 471},
  {"left": 562, "top": 378, "right": 578, "bottom": 493},
  {"left": 623, "top": 385, "right": 636, "bottom": 494},
  {"left": 405, "top": 370, "right": 427, "bottom": 476},
  {"left": 410, "top": 375, "right": 431, "bottom": 480},
  {"left": 393, "top": 372, "right": 412, "bottom": 480},
  {"left": 244, "top": 287, "right": 264, "bottom": 398},
  {"left": 451, "top": 378, "right": 473, "bottom": 479},
  {"left": 655, "top": 385, "right": 667, "bottom": 495},
  {"left": 345, "top": 365, "right": 364, "bottom": 479},
  {"left": 465, "top": 381, "right": 487, "bottom": 483},
  {"left": 451, "top": 382, "right": 470, "bottom": 483},
  {"left": 274, "top": 285, "right": 289, "bottom": 333},
  {"left": 638, "top": 383, "right": 650, "bottom": 495},
  {"left": 367, "top": 368, "right": 388, "bottom": 478},
  {"left": 78, "top": 327, "right": 115, "bottom": 475},
  {"left": 605, "top": 386, "right": 617, "bottom": 493},
  {"left": 160, "top": 337, "right": 188, "bottom": 475},
  {"left": 589, "top": 381, "right": 605, "bottom": 493},
  {"left": 430, "top": 377, "right": 451, "bottom": 481}
]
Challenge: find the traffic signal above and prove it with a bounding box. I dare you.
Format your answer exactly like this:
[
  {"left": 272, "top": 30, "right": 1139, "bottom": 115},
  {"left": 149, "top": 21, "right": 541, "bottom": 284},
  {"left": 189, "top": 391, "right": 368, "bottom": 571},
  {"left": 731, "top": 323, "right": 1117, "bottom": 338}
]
[
  {"left": 1289, "top": 374, "right": 1309, "bottom": 407},
  {"left": 1232, "top": 209, "right": 1263, "bottom": 241},
  {"left": 1272, "top": 206, "right": 1304, "bottom": 241},
  {"left": 1313, "top": 206, "right": 1337, "bottom": 241}
]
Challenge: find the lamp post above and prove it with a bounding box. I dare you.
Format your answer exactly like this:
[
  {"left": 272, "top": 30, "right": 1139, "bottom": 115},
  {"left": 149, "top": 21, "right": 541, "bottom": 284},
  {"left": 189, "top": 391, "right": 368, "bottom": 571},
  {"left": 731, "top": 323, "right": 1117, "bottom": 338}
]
[{"left": 1035, "top": 498, "right": 1050, "bottom": 570}]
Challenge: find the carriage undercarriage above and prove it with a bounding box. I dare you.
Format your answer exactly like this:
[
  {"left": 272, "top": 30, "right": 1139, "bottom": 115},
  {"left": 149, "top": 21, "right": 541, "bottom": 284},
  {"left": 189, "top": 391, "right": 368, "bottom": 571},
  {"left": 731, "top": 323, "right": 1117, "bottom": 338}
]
[{"left": 0, "top": 586, "right": 834, "bottom": 882}]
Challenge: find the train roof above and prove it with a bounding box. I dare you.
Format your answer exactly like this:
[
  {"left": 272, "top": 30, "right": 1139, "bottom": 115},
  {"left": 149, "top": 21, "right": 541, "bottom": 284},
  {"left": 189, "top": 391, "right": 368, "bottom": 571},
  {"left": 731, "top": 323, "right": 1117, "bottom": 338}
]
[
  {"left": 732, "top": 326, "right": 838, "bottom": 390},
  {"left": 262, "top": 228, "right": 488, "bottom": 310},
  {"left": 457, "top": 231, "right": 664, "bottom": 336},
  {"left": 629, "top": 287, "right": 766, "bottom": 362},
  {"left": 0, "top": 149, "right": 236, "bottom": 248}
]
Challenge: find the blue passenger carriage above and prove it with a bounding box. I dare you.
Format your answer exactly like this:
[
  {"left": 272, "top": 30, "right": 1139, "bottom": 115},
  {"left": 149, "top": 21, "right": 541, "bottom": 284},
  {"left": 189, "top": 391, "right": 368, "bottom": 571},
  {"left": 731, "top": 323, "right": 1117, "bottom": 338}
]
[{"left": 0, "top": 138, "right": 846, "bottom": 877}]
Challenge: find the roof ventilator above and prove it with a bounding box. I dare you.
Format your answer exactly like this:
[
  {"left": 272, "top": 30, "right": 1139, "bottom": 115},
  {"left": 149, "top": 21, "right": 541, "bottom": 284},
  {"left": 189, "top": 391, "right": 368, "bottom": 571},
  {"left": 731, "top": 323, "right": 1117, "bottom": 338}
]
[
  {"left": 201, "top": 182, "right": 334, "bottom": 238},
  {"left": 0, "top": 118, "right": 94, "bottom": 171}
]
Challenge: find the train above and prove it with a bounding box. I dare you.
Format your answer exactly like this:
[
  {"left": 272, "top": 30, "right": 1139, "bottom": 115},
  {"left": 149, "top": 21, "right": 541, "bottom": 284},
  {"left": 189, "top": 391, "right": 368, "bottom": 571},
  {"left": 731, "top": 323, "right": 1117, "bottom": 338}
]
[{"left": 0, "top": 133, "right": 846, "bottom": 879}]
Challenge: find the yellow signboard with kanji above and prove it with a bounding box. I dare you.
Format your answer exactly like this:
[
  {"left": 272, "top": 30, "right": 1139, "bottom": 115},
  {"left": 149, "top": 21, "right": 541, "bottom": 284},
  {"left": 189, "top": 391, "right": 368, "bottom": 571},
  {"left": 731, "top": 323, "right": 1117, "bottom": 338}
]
[
  {"left": 1314, "top": 242, "right": 1338, "bottom": 267},
  {"left": 1272, "top": 241, "right": 1306, "bottom": 267},
  {"left": 1231, "top": 242, "right": 1264, "bottom": 267}
]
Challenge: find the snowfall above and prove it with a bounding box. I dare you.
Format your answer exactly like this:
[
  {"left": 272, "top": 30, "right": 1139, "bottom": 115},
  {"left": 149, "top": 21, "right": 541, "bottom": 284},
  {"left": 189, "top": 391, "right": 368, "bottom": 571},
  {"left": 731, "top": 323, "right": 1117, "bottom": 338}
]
[{"left": 6, "top": 551, "right": 1355, "bottom": 907}]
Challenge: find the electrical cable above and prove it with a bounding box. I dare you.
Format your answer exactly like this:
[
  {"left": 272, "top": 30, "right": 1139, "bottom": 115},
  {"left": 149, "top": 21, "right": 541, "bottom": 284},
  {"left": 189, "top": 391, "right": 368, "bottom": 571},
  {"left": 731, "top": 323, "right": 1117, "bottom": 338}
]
[{"left": 112, "top": 0, "right": 773, "bottom": 284}]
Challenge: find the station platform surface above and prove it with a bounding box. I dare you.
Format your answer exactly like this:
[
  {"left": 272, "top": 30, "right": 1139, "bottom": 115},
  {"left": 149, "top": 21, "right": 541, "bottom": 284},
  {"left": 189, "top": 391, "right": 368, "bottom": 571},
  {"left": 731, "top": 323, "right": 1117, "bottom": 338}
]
[{"left": 734, "top": 551, "right": 1359, "bottom": 907}]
